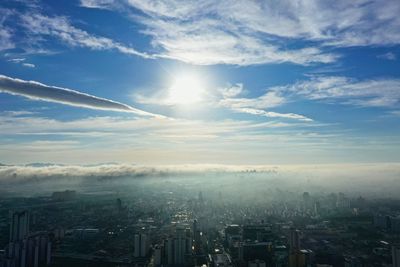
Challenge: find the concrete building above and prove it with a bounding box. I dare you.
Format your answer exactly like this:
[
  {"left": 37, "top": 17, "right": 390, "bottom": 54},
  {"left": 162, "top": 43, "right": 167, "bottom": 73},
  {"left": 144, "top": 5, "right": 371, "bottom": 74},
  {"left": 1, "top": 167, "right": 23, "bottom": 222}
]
[{"left": 393, "top": 246, "right": 400, "bottom": 267}]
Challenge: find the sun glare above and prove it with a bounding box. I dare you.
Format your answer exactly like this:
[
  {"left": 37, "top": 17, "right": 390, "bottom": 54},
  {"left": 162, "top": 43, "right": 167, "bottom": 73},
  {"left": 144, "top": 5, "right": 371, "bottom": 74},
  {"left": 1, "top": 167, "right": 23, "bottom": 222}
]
[{"left": 167, "top": 73, "right": 206, "bottom": 105}]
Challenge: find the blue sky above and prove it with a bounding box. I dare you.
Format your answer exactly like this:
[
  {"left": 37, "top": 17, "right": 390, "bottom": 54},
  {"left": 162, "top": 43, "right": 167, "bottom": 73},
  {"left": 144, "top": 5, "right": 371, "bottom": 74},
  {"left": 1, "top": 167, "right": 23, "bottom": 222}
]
[{"left": 0, "top": 0, "right": 400, "bottom": 165}]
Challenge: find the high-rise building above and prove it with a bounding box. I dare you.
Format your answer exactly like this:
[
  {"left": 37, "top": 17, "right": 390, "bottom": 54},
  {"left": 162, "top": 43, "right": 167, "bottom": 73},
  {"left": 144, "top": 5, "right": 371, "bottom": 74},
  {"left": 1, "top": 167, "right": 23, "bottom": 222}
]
[
  {"left": 165, "top": 226, "right": 193, "bottom": 266},
  {"left": 289, "top": 229, "right": 300, "bottom": 253},
  {"left": 134, "top": 233, "right": 148, "bottom": 258},
  {"left": 154, "top": 245, "right": 163, "bottom": 266},
  {"left": 2, "top": 211, "right": 51, "bottom": 267},
  {"left": 289, "top": 229, "right": 303, "bottom": 267},
  {"left": 393, "top": 246, "right": 400, "bottom": 267},
  {"left": 391, "top": 217, "right": 400, "bottom": 233},
  {"left": 248, "top": 259, "right": 266, "bottom": 267},
  {"left": 10, "top": 211, "right": 30, "bottom": 242}
]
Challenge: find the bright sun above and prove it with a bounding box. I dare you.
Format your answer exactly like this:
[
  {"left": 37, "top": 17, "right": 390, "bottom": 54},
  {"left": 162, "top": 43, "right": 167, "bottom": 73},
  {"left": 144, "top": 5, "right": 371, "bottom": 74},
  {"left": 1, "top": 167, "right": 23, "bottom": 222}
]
[{"left": 167, "top": 73, "right": 205, "bottom": 105}]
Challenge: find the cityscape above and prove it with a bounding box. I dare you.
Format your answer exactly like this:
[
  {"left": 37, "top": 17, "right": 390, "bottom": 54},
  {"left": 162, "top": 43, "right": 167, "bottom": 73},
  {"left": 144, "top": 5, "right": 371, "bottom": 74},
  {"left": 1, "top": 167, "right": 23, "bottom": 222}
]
[
  {"left": 1, "top": 0, "right": 400, "bottom": 266},
  {"left": 0, "top": 167, "right": 400, "bottom": 266}
]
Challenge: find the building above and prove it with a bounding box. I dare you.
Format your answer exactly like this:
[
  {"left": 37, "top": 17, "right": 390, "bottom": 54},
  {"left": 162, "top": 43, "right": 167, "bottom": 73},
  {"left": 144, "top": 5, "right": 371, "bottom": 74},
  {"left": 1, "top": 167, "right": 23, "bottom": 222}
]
[
  {"left": 289, "top": 229, "right": 301, "bottom": 253},
  {"left": 164, "top": 226, "right": 193, "bottom": 266},
  {"left": 212, "top": 253, "right": 232, "bottom": 267},
  {"left": 1, "top": 211, "right": 51, "bottom": 267},
  {"left": 10, "top": 211, "right": 30, "bottom": 242},
  {"left": 134, "top": 233, "right": 148, "bottom": 258},
  {"left": 289, "top": 229, "right": 302, "bottom": 267},
  {"left": 248, "top": 259, "right": 266, "bottom": 267},
  {"left": 393, "top": 246, "right": 400, "bottom": 267},
  {"left": 154, "top": 245, "right": 163, "bottom": 266}
]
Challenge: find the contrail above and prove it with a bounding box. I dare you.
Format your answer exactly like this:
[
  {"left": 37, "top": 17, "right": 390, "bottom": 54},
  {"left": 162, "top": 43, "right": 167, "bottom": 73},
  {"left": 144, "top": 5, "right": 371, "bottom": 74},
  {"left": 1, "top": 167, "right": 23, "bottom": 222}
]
[{"left": 0, "top": 75, "right": 165, "bottom": 118}]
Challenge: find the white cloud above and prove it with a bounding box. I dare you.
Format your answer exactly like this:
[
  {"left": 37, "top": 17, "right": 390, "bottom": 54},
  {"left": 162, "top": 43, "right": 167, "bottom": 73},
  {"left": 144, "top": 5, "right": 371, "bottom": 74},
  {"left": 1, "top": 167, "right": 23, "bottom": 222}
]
[
  {"left": 7, "top": 58, "right": 35, "bottom": 68},
  {"left": 1, "top": 163, "right": 400, "bottom": 200},
  {"left": 8, "top": 58, "right": 26, "bottom": 63},
  {"left": 216, "top": 84, "right": 312, "bottom": 121},
  {"left": 0, "top": 9, "right": 15, "bottom": 51},
  {"left": 79, "top": 0, "right": 117, "bottom": 9},
  {"left": 219, "top": 89, "right": 285, "bottom": 110},
  {"left": 22, "top": 63, "right": 35, "bottom": 68},
  {"left": 1, "top": 111, "right": 399, "bottom": 165},
  {"left": 377, "top": 52, "right": 397, "bottom": 61},
  {"left": 135, "top": 8, "right": 336, "bottom": 65},
  {"left": 135, "top": 82, "right": 312, "bottom": 121},
  {"left": 0, "top": 75, "right": 163, "bottom": 117},
  {"left": 19, "top": 12, "right": 152, "bottom": 58},
  {"left": 3, "top": 0, "right": 400, "bottom": 66},
  {"left": 234, "top": 108, "right": 312, "bottom": 122},
  {"left": 218, "top": 83, "right": 244, "bottom": 98},
  {"left": 390, "top": 110, "right": 400, "bottom": 117},
  {"left": 284, "top": 76, "right": 400, "bottom": 107},
  {"left": 81, "top": 0, "right": 400, "bottom": 65}
]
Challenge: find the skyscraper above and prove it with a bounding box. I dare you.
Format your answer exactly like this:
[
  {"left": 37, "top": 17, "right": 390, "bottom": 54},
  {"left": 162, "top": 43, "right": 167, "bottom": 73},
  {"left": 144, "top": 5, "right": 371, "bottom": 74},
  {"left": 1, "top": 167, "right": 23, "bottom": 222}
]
[
  {"left": 2, "top": 211, "right": 51, "bottom": 267},
  {"left": 393, "top": 246, "right": 400, "bottom": 267},
  {"left": 10, "top": 211, "right": 30, "bottom": 242},
  {"left": 289, "top": 228, "right": 302, "bottom": 267},
  {"left": 134, "top": 233, "right": 148, "bottom": 258}
]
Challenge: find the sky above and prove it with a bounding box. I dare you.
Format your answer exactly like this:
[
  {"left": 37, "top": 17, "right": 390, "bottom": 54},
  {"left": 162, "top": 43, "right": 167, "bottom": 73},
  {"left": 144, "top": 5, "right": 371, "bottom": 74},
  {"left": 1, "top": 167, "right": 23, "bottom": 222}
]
[{"left": 0, "top": 0, "right": 400, "bottom": 165}]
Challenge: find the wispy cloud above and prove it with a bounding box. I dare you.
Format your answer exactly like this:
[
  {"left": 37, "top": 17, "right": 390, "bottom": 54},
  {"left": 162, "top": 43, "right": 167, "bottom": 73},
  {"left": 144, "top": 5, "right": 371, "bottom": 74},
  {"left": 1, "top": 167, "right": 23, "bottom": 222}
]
[
  {"left": 216, "top": 84, "right": 312, "bottom": 121},
  {"left": 5, "top": 0, "right": 400, "bottom": 66},
  {"left": 135, "top": 82, "right": 312, "bottom": 122},
  {"left": 79, "top": 0, "right": 117, "bottom": 9},
  {"left": 233, "top": 108, "right": 313, "bottom": 122},
  {"left": 0, "top": 75, "right": 163, "bottom": 117},
  {"left": 18, "top": 12, "right": 152, "bottom": 59},
  {"left": 377, "top": 52, "right": 397, "bottom": 61},
  {"left": 1, "top": 110, "right": 399, "bottom": 165},
  {"left": 0, "top": 8, "right": 15, "bottom": 51},
  {"left": 218, "top": 84, "right": 284, "bottom": 110},
  {"left": 7, "top": 58, "right": 36, "bottom": 68},
  {"left": 130, "top": 3, "right": 337, "bottom": 65},
  {"left": 22, "top": 63, "right": 35, "bottom": 68},
  {"left": 81, "top": 0, "right": 400, "bottom": 65},
  {"left": 8, "top": 58, "right": 26, "bottom": 63},
  {"left": 390, "top": 110, "right": 400, "bottom": 116},
  {"left": 283, "top": 76, "right": 400, "bottom": 108}
]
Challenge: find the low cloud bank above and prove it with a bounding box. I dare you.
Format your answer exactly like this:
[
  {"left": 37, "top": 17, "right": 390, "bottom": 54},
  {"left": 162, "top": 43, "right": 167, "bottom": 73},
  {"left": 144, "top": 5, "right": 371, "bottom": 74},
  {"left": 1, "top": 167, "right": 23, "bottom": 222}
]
[
  {"left": 1, "top": 163, "right": 399, "bottom": 184},
  {"left": 1, "top": 163, "right": 400, "bottom": 198}
]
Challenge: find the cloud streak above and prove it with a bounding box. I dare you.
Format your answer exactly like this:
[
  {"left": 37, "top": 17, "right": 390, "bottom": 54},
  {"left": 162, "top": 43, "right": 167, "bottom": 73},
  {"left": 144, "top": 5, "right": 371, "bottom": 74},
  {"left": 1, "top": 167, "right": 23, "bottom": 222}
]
[
  {"left": 19, "top": 13, "right": 153, "bottom": 59},
  {"left": 218, "top": 84, "right": 312, "bottom": 121},
  {"left": 234, "top": 108, "right": 313, "bottom": 122},
  {"left": 0, "top": 75, "right": 163, "bottom": 117},
  {"left": 284, "top": 76, "right": 400, "bottom": 108}
]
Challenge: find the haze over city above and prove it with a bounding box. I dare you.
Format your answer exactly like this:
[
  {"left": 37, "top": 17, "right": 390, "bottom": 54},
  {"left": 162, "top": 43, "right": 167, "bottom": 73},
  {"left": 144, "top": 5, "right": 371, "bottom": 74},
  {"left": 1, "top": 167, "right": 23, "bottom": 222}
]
[{"left": 1, "top": 1, "right": 400, "bottom": 267}]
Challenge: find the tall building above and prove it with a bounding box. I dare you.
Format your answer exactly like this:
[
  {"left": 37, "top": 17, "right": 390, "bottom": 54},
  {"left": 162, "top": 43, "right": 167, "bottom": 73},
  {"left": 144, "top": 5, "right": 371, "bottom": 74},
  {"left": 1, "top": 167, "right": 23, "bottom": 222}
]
[
  {"left": 193, "top": 220, "right": 200, "bottom": 247},
  {"left": 165, "top": 226, "right": 193, "bottom": 266},
  {"left": 2, "top": 211, "right": 51, "bottom": 267},
  {"left": 289, "top": 229, "right": 303, "bottom": 267},
  {"left": 248, "top": 259, "right": 266, "bottom": 267},
  {"left": 289, "top": 229, "right": 300, "bottom": 253},
  {"left": 134, "top": 233, "right": 148, "bottom": 258},
  {"left": 10, "top": 211, "right": 30, "bottom": 242},
  {"left": 154, "top": 245, "right": 163, "bottom": 266},
  {"left": 393, "top": 246, "right": 400, "bottom": 267},
  {"left": 391, "top": 217, "right": 400, "bottom": 233}
]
